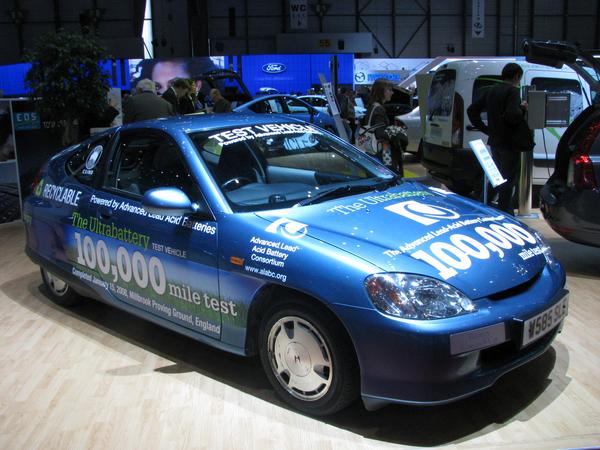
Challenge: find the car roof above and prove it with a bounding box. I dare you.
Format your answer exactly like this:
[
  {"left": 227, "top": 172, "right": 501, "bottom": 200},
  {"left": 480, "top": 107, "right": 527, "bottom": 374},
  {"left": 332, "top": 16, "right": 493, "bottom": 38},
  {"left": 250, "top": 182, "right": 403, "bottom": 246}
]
[
  {"left": 120, "top": 112, "right": 310, "bottom": 134},
  {"left": 438, "top": 58, "right": 578, "bottom": 75}
]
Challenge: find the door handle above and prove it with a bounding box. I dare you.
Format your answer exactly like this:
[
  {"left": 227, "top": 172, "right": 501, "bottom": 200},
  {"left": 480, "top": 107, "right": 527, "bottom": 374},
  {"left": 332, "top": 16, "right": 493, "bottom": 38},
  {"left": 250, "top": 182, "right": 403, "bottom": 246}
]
[{"left": 98, "top": 206, "right": 112, "bottom": 220}]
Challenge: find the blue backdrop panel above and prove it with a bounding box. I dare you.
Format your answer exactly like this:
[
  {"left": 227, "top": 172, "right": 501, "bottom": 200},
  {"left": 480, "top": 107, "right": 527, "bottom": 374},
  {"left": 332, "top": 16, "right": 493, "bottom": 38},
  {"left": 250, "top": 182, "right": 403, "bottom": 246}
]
[
  {"left": 0, "top": 60, "right": 130, "bottom": 97},
  {"left": 0, "top": 64, "right": 31, "bottom": 96},
  {"left": 241, "top": 54, "right": 354, "bottom": 96}
]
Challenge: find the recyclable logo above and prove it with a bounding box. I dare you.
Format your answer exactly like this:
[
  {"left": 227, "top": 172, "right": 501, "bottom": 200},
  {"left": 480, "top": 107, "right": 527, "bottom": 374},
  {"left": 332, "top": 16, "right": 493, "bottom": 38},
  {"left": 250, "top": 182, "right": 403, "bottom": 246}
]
[
  {"left": 385, "top": 200, "right": 459, "bottom": 225},
  {"left": 265, "top": 218, "right": 308, "bottom": 239}
]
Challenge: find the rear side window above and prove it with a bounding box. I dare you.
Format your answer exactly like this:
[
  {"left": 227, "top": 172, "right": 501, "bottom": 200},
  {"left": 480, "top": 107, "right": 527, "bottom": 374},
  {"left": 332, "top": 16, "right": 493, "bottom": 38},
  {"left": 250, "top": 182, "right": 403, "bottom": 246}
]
[
  {"left": 66, "top": 134, "right": 111, "bottom": 185},
  {"left": 428, "top": 69, "right": 456, "bottom": 119},
  {"left": 530, "top": 77, "right": 583, "bottom": 123},
  {"left": 471, "top": 75, "right": 503, "bottom": 124}
]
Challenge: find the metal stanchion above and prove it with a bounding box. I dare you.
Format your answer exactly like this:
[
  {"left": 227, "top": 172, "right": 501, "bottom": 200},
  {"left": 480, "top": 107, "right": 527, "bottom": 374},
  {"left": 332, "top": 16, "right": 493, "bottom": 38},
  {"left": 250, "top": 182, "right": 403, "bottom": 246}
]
[{"left": 517, "top": 150, "right": 538, "bottom": 218}]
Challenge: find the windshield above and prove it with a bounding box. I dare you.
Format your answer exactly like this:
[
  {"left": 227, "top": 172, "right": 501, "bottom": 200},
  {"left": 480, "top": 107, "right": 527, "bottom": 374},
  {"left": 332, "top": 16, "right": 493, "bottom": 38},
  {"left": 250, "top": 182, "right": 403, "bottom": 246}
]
[{"left": 189, "top": 123, "right": 394, "bottom": 211}]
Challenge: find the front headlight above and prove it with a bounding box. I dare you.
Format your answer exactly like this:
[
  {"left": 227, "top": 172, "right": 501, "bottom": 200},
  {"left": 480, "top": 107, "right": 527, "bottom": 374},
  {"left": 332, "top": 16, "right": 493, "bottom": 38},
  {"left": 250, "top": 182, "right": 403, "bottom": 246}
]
[
  {"left": 532, "top": 230, "right": 556, "bottom": 265},
  {"left": 365, "top": 273, "right": 476, "bottom": 320}
]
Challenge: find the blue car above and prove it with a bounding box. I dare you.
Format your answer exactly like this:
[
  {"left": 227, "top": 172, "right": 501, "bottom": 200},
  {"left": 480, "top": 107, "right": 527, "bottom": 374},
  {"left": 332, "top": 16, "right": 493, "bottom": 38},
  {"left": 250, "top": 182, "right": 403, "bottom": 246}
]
[
  {"left": 24, "top": 113, "right": 568, "bottom": 415},
  {"left": 233, "top": 94, "right": 338, "bottom": 134}
]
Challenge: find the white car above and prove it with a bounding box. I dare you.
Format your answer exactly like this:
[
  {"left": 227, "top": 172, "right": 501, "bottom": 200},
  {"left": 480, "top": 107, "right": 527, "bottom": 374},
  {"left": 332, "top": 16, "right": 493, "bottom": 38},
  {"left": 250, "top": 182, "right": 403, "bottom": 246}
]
[
  {"left": 395, "top": 105, "right": 422, "bottom": 155},
  {"left": 299, "top": 94, "right": 366, "bottom": 119}
]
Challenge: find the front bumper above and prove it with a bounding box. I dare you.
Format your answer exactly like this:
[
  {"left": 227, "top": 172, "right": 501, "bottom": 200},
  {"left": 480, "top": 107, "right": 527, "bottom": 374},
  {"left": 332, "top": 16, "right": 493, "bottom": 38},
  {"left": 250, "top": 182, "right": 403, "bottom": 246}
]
[{"left": 334, "top": 283, "right": 568, "bottom": 410}]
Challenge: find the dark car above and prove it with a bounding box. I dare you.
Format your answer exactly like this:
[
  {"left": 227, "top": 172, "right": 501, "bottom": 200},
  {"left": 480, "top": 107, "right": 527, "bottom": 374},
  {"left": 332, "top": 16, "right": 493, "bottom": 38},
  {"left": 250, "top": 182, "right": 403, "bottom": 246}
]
[
  {"left": 524, "top": 40, "right": 600, "bottom": 247},
  {"left": 233, "top": 94, "right": 338, "bottom": 134},
  {"left": 196, "top": 69, "right": 253, "bottom": 108}
]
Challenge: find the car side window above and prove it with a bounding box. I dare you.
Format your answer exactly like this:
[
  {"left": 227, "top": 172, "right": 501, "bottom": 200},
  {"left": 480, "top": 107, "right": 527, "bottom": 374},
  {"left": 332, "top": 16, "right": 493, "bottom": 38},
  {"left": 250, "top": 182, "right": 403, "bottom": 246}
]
[
  {"left": 249, "top": 100, "right": 271, "bottom": 114},
  {"left": 269, "top": 99, "right": 284, "bottom": 113},
  {"left": 471, "top": 75, "right": 503, "bottom": 124},
  {"left": 103, "top": 131, "right": 196, "bottom": 198},
  {"left": 65, "top": 134, "right": 112, "bottom": 185},
  {"left": 285, "top": 97, "right": 311, "bottom": 114}
]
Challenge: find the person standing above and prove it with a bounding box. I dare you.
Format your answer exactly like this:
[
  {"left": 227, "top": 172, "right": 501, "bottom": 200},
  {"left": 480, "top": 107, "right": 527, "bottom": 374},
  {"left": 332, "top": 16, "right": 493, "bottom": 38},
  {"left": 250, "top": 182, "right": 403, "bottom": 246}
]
[
  {"left": 161, "top": 78, "right": 191, "bottom": 114},
  {"left": 362, "top": 79, "right": 407, "bottom": 176},
  {"left": 467, "top": 63, "right": 532, "bottom": 214},
  {"left": 123, "top": 79, "right": 174, "bottom": 123},
  {"left": 178, "top": 79, "right": 197, "bottom": 114},
  {"left": 336, "top": 86, "right": 353, "bottom": 142},
  {"left": 209, "top": 89, "right": 232, "bottom": 113},
  {"left": 346, "top": 89, "right": 358, "bottom": 143}
]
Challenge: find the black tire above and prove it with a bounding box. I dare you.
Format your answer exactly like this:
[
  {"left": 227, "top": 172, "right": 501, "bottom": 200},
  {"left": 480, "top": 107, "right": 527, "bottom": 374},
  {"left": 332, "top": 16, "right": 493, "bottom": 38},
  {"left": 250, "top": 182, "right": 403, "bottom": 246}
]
[
  {"left": 450, "top": 182, "right": 475, "bottom": 197},
  {"left": 40, "top": 267, "right": 82, "bottom": 306},
  {"left": 258, "top": 299, "right": 359, "bottom": 415}
]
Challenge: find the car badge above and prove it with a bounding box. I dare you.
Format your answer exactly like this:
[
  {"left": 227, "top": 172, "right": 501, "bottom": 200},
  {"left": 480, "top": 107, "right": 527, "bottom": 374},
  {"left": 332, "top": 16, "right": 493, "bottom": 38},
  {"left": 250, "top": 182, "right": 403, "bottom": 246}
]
[
  {"left": 262, "top": 63, "right": 286, "bottom": 74},
  {"left": 385, "top": 200, "right": 460, "bottom": 225}
]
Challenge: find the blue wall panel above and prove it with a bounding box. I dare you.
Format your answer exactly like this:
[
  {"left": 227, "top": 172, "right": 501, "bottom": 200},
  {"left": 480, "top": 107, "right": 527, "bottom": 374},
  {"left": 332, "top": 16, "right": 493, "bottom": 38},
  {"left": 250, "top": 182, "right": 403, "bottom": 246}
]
[{"left": 241, "top": 54, "right": 354, "bottom": 96}]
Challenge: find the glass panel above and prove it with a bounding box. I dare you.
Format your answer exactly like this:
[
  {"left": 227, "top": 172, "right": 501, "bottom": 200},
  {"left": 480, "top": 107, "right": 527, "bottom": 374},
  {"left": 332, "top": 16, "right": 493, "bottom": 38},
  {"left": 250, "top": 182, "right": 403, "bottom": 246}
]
[
  {"left": 531, "top": 77, "right": 583, "bottom": 122},
  {"left": 105, "top": 132, "right": 194, "bottom": 197},
  {"left": 428, "top": 69, "right": 456, "bottom": 119},
  {"left": 471, "top": 75, "right": 503, "bottom": 124},
  {"left": 189, "top": 123, "right": 393, "bottom": 211}
]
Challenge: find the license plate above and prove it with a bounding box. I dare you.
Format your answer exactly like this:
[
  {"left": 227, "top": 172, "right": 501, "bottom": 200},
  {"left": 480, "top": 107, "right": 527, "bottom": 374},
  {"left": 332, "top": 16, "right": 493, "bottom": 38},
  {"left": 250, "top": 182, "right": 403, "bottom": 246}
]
[{"left": 522, "top": 294, "right": 569, "bottom": 347}]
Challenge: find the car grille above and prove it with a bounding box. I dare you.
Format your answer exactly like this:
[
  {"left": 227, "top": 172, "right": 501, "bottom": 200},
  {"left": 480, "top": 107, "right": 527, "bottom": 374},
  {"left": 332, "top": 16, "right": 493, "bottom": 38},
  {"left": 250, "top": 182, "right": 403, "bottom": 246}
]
[{"left": 488, "top": 271, "right": 542, "bottom": 301}]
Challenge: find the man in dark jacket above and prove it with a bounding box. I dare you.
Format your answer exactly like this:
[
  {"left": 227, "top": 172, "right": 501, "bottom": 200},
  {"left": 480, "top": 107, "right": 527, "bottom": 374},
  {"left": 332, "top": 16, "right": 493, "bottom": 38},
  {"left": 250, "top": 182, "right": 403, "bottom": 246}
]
[
  {"left": 467, "top": 63, "right": 531, "bottom": 214},
  {"left": 123, "top": 79, "right": 174, "bottom": 123},
  {"left": 209, "top": 89, "right": 232, "bottom": 113},
  {"left": 161, "top": 78, "right": 191, "bottom": 114}
]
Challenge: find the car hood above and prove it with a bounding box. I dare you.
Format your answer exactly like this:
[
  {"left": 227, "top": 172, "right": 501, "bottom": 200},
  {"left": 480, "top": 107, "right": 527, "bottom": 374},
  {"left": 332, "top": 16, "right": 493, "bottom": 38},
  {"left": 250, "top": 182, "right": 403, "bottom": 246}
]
[{"left": 255, "top": 182, "right": 547, "bottom": 299}]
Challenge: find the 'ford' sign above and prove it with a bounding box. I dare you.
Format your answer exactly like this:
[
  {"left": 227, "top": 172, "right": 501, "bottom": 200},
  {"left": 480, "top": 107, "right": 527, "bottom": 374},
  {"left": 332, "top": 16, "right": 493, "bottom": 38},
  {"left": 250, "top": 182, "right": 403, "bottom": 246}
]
[{"left": 262, "top": 63, "right": 286, "bottom": 74}]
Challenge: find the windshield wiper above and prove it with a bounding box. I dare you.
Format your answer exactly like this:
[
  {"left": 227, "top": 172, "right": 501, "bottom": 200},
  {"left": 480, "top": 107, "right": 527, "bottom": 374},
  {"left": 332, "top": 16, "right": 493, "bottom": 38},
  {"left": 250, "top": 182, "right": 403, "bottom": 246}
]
[{"left": 294, "top": 177, "right": 400, "bottom": 207}]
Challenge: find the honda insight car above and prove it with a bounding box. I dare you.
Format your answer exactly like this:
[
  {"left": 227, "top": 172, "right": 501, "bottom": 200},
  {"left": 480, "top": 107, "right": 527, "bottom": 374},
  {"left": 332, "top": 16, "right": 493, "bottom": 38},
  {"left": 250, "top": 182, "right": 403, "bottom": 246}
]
[{"left": 24, "top": 113, "right": 568, "bottom": 415}]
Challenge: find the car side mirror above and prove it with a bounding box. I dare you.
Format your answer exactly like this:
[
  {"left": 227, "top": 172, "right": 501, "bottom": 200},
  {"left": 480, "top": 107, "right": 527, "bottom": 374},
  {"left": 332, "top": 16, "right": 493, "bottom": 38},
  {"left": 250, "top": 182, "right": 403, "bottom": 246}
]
[{"left": 142, "top": 187, "right": 200, "bottom": 217}]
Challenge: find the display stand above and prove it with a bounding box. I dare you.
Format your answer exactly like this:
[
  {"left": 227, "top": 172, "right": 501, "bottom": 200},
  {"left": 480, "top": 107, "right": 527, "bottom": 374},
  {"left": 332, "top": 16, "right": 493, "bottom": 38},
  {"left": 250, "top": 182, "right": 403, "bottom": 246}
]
[
  {"left": 318, "top": 73, "right": 349, "bottom": 142},
  {"left": 468, "top": 139, "right": 506, "bottom": 206}
]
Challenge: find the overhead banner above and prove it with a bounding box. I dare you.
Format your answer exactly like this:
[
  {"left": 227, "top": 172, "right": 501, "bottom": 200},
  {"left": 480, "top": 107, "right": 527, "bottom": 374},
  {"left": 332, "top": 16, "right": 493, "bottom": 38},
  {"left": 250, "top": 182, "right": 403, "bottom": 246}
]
[
  {"left": 290, "top": 0, "right": 307, "bottom": 30},
  {"left": 472, "top": 0, "right": 485, "bottom": 38}
]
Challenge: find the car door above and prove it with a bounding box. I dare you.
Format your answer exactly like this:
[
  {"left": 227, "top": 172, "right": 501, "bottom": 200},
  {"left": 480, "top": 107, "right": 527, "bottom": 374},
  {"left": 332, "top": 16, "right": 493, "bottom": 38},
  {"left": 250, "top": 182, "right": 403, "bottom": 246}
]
[
  {"left": 86, "top": 128, "right": 223, "bottom": 339},
  {"left": 424, "top": 68, "right": 457, "bottom": 148}
]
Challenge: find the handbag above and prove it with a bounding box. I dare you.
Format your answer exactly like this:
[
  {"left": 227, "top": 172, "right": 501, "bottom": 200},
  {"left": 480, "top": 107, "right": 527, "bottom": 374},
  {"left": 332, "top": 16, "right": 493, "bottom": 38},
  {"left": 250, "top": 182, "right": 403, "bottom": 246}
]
[{"left": 355, "top": 104, "right": 385, "bottom": 156}]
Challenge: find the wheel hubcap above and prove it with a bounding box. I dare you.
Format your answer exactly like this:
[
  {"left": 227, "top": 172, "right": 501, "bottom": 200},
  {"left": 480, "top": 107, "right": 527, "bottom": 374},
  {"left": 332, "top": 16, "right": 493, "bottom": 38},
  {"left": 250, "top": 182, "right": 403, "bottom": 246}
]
[
  {"left": 267, "top": 316, "right": 333, "bottom": 401},
  {"left": 44, "top": 270, "right": 68, "bottom": 296}
]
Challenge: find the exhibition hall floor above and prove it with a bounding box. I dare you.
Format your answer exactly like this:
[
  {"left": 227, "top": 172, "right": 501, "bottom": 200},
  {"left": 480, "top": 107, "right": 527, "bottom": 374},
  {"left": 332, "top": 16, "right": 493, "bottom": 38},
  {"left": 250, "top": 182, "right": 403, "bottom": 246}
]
[{"left": 0, "top": 212, "right": 599, "bottom": 449}]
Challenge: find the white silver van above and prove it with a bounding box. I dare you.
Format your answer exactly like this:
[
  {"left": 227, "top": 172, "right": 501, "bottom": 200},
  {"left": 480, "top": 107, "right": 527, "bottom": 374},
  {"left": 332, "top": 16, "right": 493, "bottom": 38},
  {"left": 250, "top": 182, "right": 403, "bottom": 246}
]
[{"left": 421, "top": 59, "right": 592, "bottom": 195}]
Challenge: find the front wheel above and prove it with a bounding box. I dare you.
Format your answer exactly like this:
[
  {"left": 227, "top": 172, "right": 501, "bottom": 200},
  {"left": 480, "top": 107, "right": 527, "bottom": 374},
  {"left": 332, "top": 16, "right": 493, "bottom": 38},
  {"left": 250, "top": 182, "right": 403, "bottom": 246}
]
[
  {"left": 258, "top": 300, "right": 359, "bottom": 415},
  {"left": 40, "top": 267, "right": 82, "bottom": 306}
]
